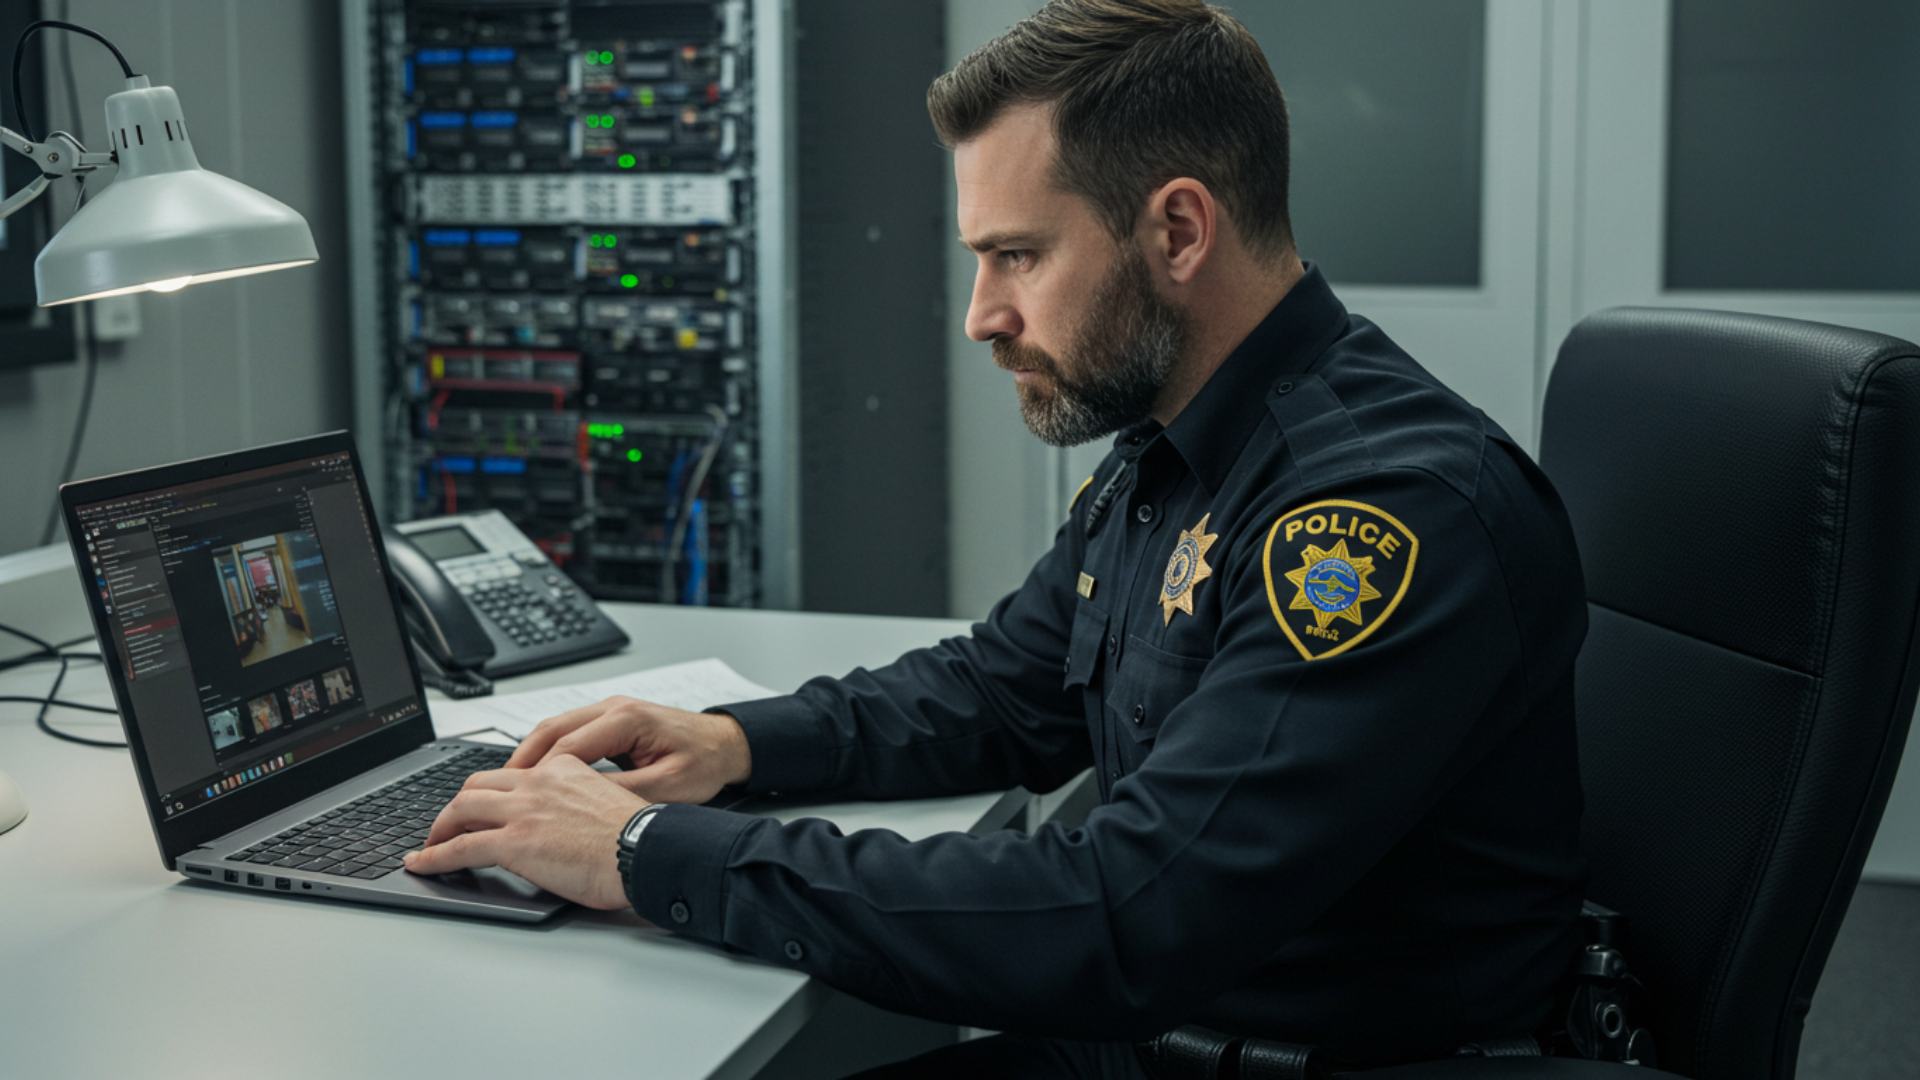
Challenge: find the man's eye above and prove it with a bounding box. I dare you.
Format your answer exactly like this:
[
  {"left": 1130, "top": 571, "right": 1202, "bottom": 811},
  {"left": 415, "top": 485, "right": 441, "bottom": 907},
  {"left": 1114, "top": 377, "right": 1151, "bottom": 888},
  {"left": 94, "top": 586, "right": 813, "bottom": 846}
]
[{"left": 999, "top": 249, "right": 1032, "bottom": 269}]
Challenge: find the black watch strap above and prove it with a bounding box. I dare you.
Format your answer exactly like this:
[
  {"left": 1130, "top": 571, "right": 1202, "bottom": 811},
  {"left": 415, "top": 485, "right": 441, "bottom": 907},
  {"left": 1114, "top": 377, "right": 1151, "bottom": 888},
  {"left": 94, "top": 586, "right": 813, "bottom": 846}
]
[{"left": 615, "top": 804, "right": 664, "bottom": 887}]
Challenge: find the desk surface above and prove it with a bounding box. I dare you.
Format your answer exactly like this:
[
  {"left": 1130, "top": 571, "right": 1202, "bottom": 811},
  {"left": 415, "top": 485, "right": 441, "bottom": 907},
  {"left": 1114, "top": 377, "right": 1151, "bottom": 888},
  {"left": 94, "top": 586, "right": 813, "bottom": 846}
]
[{"left": 0, "top": 546, "right": 989, "bottom": 1080}]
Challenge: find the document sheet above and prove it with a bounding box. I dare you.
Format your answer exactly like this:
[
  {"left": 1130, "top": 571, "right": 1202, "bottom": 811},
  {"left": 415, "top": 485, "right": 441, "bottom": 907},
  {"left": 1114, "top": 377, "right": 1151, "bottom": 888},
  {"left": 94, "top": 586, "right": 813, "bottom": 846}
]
[{"left": 429, "top": 658, "right": 782, "bottom": 740}]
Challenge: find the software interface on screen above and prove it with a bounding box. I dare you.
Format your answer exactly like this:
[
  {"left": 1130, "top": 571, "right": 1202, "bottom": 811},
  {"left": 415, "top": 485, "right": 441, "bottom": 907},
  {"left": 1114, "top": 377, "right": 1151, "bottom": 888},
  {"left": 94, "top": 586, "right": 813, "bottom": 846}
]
[{"left": 74, "top": 452, "right": 423, "bottom": 820}]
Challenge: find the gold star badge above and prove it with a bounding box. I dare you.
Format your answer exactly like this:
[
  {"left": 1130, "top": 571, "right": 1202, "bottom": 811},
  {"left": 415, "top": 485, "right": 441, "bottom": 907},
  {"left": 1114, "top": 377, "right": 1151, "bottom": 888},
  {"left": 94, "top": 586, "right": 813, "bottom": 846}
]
[
  {"left": 1283, "top": 537, "right": 1383, "bottom": 630},
  {"left": 1160, "top": 513, "right": 1219, "bottom": 623}
]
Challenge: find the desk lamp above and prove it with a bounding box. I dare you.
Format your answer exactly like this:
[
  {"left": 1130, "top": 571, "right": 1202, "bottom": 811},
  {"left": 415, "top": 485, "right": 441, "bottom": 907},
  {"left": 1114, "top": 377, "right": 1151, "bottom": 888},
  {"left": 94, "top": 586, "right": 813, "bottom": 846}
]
[
  {"left": 0, "top": 19, "right": 317, "bottom": 305},
  {"left": 0, "top": 20, "right": 319, "bottom": 835}
]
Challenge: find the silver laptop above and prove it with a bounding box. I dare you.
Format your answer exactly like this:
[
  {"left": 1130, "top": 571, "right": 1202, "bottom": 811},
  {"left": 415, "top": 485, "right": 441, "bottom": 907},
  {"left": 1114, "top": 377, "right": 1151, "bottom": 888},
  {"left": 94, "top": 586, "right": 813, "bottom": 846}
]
[{"left": 58, "top": 431, "right": 566, "bottom": 922}]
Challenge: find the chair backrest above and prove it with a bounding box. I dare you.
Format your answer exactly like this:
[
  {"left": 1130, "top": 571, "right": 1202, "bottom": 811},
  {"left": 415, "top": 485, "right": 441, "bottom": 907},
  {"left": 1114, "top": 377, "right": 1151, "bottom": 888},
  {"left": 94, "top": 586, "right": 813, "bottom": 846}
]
[{"left": 1538, "top": 308, "right": 1920, "bottom": 1080}]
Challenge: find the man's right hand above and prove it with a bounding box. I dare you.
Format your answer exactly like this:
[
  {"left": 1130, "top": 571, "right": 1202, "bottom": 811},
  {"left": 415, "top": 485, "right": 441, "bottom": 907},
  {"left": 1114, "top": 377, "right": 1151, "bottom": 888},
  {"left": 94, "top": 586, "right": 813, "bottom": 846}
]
[{"left": 505, "top": 697, "right": 752, "bottom": 806}]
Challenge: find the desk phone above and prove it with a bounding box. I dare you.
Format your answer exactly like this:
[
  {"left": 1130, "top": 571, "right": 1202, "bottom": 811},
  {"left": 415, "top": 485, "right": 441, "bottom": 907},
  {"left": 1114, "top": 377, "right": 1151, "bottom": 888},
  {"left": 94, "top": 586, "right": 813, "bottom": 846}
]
[{"left": 388, "top": 510, "right": 628, "bottom": 682}]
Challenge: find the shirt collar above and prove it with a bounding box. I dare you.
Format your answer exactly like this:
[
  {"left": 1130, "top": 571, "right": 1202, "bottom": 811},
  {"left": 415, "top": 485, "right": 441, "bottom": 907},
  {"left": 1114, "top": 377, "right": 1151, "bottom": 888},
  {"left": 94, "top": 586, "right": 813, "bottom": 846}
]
[{"left": 1158, "top": 261, "right": 1349, "bottom": 495}]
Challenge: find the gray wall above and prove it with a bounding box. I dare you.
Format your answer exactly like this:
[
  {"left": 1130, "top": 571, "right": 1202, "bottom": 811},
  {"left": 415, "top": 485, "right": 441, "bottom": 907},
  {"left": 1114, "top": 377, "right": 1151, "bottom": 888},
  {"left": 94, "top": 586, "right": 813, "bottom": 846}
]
[
  {"left": 796, "top": 0, "right": 949, "bottom": 617},
  {"left": 944, "top": 0, "right": 1054, "bottom": 621},
  {"left": 0, "top": 0, "right": 349, "bottom": 556}
]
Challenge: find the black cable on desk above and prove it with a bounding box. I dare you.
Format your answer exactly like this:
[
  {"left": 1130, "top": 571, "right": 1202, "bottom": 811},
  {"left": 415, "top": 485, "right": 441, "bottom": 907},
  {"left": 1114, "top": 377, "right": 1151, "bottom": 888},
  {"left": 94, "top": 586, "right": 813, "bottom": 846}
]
[{"left": 0, "top": 620, "right": 126, "bottom": 748}]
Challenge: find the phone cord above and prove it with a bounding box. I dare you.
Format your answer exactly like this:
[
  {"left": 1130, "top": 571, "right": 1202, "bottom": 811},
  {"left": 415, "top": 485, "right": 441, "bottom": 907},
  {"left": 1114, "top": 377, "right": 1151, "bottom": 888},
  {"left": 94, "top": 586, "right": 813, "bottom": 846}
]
[{"left": 421, "top": 667, "right": 494, "bottom": 699}]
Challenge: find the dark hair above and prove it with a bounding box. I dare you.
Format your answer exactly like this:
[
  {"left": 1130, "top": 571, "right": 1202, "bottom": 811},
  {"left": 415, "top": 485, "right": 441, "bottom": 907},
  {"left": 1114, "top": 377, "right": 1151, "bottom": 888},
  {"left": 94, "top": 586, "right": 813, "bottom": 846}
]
[{"left": 929, "top": 0, "right": 1292, "bottom": 261}]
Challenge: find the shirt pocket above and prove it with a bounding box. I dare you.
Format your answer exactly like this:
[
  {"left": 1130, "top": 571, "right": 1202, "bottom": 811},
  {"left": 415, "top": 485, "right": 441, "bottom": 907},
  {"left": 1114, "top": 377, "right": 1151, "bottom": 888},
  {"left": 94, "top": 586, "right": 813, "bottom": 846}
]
[
  {"left": 1063, "top": 598, "right": 1109, "bottom": 692},
  {"left": 1113, "top": 634, "right": 1211, "bottom": 743}
]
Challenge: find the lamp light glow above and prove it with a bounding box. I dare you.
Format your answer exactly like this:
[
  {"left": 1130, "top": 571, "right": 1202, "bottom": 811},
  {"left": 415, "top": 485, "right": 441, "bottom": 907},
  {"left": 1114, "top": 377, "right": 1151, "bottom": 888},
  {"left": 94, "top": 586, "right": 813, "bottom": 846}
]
[{"left": 143, "top": 276, "right": 192, "bottom": 292}]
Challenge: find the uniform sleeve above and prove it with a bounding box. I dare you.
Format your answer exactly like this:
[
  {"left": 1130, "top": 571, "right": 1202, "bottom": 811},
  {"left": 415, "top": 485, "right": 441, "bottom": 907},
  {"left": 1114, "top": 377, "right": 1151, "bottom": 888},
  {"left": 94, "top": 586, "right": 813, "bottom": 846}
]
[
  {"left": 631, "top": 468, "right": 1527, "bottom": 1040},
  {"left": 716, "top": 472, "right": 1109, "bottom": 801}
]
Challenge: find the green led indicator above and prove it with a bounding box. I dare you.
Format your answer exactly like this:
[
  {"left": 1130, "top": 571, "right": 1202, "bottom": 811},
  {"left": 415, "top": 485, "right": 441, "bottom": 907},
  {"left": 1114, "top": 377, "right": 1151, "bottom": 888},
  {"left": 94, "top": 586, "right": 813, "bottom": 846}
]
[
  {"left": 604, "top": 235, "right": 617, "bottom": 248},
  {"left": 620, "top": 273, "right": 639, "bottom": 288},
  {"left": 626, "top": 448, "right": 643, "bottom": 463},
  {"left": 585, "top": 51, "right": 598, "bottom": 65},
  {"left": 587, "top": 422, "right": 625, "bottom": 439},
  {"left": 638, "top": 87, "right": 655, "bottom": 107},
  {"left": 587, "top": 234, "right": 602, "bottom": 248},
  {"left": 585, "top": 114, "right": 599, "bottom": 128},
  {"left": 617, "top": 153, "right": 636, "bottom": 168},
  {"left": 603, "top": 114, "right": 616, "bottom": 126},
  {"left": 599, "top": 50, "right": 614, "bottom": 64}
]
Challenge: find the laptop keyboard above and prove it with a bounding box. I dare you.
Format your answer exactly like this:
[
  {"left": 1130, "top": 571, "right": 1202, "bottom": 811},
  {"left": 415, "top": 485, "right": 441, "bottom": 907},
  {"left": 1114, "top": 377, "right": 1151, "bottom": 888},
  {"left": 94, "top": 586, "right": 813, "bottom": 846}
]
[{"left": 224, "top": 746, "right": 513, "bottom": 881}]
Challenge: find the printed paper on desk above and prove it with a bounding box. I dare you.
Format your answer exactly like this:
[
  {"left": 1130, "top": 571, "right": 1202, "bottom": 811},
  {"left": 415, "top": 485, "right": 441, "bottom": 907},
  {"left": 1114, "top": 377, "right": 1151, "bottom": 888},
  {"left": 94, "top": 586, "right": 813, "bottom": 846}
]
[{"left": 430, "top": 658, "right": 782, "bottom": 739}]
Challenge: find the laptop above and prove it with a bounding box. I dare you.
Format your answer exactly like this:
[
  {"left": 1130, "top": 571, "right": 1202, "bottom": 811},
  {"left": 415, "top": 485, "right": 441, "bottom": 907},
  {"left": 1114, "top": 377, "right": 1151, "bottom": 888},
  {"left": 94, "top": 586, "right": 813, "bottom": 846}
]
[{"left": 58, "top": 430, "right": 568, "bottom": 922}]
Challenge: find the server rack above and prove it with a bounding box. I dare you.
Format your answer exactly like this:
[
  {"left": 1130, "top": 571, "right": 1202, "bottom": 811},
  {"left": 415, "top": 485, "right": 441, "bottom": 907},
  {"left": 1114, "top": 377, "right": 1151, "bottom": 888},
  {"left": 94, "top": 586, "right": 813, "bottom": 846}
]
[{"left": 343, "top": 0, "right": 797, "bottom": 610}]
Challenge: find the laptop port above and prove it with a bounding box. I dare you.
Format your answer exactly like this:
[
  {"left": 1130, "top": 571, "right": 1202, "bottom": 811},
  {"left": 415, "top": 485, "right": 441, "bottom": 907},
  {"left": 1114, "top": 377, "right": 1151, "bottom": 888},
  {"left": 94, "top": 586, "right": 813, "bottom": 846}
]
[
  {"left": 184, "top": 865, "right": 212, "bottom": 876},
  {"left": 247, "top": 873, "right": 264, "bottom": 887},
  {"left": 274, "top": 877, "right": 292, "bottom": 891},
  {"left": 302, "top": 882, "right": 313, "bottom": 890},
  {"left": 224, "top": 870, "right": 239, "bottom": 884}
]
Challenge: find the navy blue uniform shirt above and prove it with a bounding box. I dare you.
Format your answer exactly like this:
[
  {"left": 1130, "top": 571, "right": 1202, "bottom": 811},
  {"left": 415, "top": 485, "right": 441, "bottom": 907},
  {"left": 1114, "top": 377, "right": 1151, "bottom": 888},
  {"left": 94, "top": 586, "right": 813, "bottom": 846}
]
[{"left": 624, "top": 266, "right": 1588, "bottom": 1060}]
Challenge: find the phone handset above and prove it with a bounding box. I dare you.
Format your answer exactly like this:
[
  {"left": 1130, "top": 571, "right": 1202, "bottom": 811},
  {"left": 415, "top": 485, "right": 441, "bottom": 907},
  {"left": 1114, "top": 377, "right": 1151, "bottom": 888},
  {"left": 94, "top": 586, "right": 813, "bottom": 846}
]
[{"left": 382, "top": 527, "right": 496, "bottom": 698}]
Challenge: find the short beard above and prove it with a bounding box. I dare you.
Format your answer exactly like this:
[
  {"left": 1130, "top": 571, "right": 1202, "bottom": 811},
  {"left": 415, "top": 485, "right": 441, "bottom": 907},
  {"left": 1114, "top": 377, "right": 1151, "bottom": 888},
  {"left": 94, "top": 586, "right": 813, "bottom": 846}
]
[{"left": 993, "top": 245, "right": 1190, "bottom": 448}]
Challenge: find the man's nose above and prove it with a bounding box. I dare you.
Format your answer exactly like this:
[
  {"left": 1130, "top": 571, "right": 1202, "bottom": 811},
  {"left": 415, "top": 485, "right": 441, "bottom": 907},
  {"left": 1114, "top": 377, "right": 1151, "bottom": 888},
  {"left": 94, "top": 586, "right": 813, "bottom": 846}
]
[{"left": 965, "top": 268, "right": 1019, "bottom": 343}]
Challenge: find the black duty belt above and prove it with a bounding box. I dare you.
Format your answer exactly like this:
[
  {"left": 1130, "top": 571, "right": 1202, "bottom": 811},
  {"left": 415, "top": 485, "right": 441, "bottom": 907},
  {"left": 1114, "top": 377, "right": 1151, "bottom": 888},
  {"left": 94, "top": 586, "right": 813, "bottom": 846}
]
[{"left": 1135, "top": 1025, "right": 1543, "bottom": 1080}]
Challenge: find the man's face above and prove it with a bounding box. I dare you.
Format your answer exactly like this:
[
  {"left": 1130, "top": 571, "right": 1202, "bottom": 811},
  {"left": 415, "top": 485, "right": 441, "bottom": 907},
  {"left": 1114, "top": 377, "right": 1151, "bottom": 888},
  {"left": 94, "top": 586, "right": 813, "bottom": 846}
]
[{"left": 956, "top": 106, "right": 1190, "bottom": 447}]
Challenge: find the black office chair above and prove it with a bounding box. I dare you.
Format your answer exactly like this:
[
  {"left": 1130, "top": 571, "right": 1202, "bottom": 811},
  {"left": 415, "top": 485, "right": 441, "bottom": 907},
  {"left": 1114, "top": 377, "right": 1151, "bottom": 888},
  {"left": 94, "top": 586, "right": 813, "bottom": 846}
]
[{"left": 1373, "top": 308, "right": 1920, "bottom": 1080}]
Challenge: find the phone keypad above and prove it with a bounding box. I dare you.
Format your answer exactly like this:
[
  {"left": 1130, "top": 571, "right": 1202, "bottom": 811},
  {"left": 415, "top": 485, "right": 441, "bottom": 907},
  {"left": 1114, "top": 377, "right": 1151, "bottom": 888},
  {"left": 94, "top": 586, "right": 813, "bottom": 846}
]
[{"left": 464, "top": 578, "right": 598, "bottom": 649}]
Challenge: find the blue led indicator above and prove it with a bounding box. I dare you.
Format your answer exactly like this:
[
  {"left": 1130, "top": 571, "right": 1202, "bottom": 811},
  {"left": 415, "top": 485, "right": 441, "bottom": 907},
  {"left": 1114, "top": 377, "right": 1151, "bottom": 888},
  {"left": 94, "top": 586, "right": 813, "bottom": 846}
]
[
  {"left": 415, "top": 48, "right": 462, "bottom": 66},
  {"left": 423, "top": 229, "right": 471, "bottom": 246},
  {"left": 474, "top": 229, "right": 522, "bottom": 247},
  {"left": 418, "top": 111, "right": 465, "bottom": 130},
  {"left": 408, "top": 242, "right": 420, "bottom": 278},
  {"left": 440, "top": 456, "right": 478, "bottom": 474},
  {"left": 470, "top": 111, "right": 517, "bottom": 129},
  {"left": 466, "top": 46, "right": 516, "bottom": 65},
  {"left": 403, "top": 58, "right": 415, "bottom": 96},
  {"left": 481, "top": 457, "right": 529, "bottom": 476}
]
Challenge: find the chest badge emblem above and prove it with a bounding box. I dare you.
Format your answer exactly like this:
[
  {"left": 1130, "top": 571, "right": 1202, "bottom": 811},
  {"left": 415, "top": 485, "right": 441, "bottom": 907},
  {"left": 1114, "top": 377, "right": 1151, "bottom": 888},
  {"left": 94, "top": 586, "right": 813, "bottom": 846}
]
[
  {"left": 1160, "top": 513, "right": 1219, "bottom": 624},
  {"left": 1263, "top": 500, "right": 1419, "bottom": 660}
]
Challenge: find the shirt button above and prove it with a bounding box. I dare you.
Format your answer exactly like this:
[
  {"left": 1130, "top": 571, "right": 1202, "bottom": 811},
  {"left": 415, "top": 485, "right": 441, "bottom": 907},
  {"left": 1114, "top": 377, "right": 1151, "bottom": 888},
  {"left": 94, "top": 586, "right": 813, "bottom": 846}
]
[
  {"left": 1064, "top": 655, "right": 1072, "bottom": 673},
  {"left": 1109, "top": 768, "right": 1121, "bottom": 781},
  {"left": 1133, "top": 704, "right": 1145, "bottom": 725},
  {"left": 669, "top": 900, "right": 690, "bottom": 924},
  {"left": 1136, "top": 504, "right": 1154, "bottom": 524},
  {"left": 1107, "top": 634, "right": 1117, "bottom": 655},
  {"left": 784, "top": 940, "right": 805, "bottom": 962}
]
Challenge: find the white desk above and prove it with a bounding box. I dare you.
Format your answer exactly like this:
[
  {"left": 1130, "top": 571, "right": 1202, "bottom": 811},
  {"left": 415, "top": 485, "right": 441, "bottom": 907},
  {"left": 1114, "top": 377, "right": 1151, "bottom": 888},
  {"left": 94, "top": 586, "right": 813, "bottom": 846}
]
[{"left": 0, "top": 545, "right": 1005, "bottom": 1079}]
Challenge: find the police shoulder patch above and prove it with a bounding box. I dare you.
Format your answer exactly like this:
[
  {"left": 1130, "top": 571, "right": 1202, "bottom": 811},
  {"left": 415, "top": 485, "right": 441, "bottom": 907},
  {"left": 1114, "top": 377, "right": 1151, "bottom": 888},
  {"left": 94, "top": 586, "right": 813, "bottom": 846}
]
[{"left": 1261, "top": 500, "right": 1419, "bottom": 660}]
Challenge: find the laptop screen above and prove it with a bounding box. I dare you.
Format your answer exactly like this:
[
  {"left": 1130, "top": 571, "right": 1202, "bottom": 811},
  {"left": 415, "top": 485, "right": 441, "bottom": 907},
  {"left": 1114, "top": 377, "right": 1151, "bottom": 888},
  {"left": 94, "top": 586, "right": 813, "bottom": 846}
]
[{"left": 67, "top": 437, "right": 428, "bottom": 837}]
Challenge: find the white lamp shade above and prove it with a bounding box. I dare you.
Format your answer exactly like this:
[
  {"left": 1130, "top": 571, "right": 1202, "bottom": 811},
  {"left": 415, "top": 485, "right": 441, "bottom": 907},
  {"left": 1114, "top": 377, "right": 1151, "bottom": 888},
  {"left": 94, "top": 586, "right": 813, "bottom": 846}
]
[{"left": 33, "top": 79, "right": 317, "bottom": 306}]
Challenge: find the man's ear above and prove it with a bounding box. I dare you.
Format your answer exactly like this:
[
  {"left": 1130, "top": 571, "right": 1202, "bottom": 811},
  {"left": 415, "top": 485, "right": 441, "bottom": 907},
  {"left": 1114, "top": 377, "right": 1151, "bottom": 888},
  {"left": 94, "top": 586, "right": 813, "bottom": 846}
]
[{"left": 1144, "top": 178, "right": 1216, "bottom": 285}]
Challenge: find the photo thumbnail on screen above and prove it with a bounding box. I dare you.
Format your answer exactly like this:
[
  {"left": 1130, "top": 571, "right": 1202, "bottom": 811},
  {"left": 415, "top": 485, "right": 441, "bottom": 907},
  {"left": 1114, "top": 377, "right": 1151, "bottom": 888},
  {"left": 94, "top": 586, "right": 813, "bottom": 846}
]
[
  {"left": 286, "top": 678, "right": 321, "bottom": 721},
  {"left": 206, "top": 706, "right": 243, "bottom": 750},
  {"left": 322, "top": 666, "right": 357, "bottom": 706},
  {"left": 247, "top": 693, "right": 284, "bottom": 736},
  {"left": 211, "top": 531, "right": 343, "bottom": 669}
]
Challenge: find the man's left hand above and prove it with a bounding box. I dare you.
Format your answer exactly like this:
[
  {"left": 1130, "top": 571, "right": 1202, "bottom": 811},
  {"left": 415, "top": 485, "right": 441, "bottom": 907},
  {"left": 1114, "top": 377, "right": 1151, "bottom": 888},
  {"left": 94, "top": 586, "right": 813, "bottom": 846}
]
[{"left": 405, "top": 754, "right": 647, "bottom": 910}]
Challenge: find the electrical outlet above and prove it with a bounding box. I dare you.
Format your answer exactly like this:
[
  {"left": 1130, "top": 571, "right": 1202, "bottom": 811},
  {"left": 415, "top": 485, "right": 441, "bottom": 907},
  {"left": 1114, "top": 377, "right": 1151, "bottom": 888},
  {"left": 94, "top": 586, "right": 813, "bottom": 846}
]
[{"left": 90, "top": 293, "right": 140, "bottom": 341}]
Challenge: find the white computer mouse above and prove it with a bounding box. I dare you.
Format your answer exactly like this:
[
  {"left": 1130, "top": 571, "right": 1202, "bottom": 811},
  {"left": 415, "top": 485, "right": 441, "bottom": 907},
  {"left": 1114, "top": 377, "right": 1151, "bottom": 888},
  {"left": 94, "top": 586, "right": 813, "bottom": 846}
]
[{"left": 0, "top": 768, "right": 26, "bottom": 834}]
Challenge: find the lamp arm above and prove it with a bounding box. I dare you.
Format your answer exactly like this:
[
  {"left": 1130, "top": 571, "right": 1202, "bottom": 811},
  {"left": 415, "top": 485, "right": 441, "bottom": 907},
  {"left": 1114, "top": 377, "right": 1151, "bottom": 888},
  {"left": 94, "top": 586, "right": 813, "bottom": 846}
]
[
  {"left": 0, "top": 168, "right": 48, "bottom": 220},
  {"left": 0, "top": 125, "right": 112, "bottom": 221}
]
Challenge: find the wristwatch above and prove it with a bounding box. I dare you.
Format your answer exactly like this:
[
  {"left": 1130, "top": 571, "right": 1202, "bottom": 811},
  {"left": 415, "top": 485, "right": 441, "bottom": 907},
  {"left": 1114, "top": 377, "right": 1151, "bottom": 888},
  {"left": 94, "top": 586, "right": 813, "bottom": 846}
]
[{"left": 616, "top": 804, "right": 664, "bottom": 883}]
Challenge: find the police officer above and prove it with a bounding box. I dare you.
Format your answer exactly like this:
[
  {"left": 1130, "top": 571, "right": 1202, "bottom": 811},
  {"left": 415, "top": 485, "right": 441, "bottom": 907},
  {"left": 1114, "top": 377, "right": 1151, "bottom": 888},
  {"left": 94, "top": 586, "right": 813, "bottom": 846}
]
[{"left": 406, "top": 1, "right": 1589, "bottom": 1075}]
